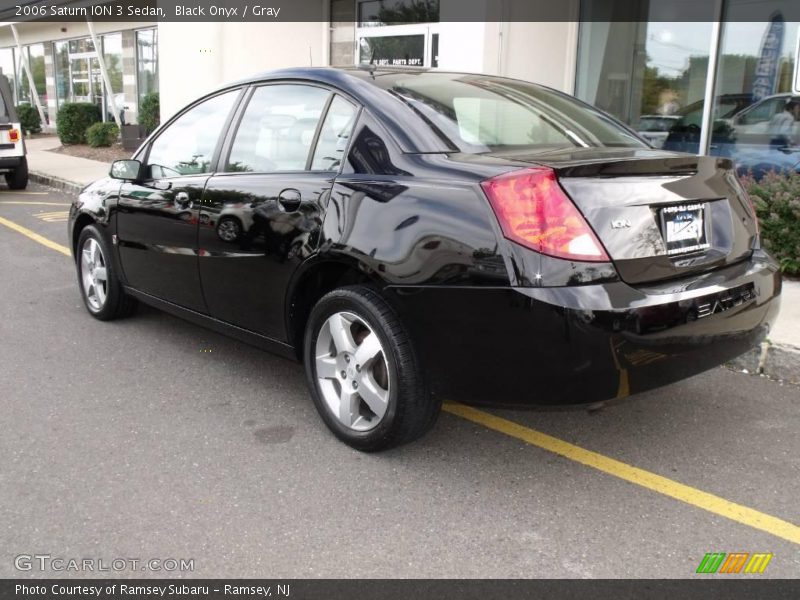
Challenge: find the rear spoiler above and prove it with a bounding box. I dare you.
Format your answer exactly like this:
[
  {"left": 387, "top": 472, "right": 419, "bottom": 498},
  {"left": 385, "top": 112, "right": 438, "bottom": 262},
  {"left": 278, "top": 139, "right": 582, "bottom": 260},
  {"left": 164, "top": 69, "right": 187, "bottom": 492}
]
[{"left": 0, "top": 72, "right": 18, "bottom": 124}]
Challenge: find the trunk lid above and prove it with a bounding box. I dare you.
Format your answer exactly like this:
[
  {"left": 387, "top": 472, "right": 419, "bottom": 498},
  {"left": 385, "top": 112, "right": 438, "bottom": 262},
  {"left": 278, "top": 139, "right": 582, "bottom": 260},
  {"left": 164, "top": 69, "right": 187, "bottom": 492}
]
[{"left": 487, "top": 148, "right": 758, "bottom": 285}]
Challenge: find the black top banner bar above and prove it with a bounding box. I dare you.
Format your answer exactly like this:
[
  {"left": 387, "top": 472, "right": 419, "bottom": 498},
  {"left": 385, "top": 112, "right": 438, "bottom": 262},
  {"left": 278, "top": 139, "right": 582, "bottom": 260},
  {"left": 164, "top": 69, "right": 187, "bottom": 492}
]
[
  {"left": 2, "top": 0, "right": 800, "bottom": 23},
  {"left": 3, "top": 579, "right": 800, "bottom": 600}
]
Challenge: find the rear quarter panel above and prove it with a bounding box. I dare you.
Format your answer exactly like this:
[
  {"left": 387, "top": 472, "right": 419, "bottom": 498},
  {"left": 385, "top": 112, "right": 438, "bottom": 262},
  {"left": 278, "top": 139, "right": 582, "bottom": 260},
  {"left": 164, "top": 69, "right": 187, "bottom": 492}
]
[{"left": 319, "top": 111, "right": 511, "bottom": 287}]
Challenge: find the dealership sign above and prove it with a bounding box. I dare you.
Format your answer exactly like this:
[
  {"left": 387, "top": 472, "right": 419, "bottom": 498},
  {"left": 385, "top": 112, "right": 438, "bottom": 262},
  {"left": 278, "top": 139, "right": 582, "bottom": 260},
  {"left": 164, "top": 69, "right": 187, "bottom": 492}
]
[{"left": 752, "top": 13, "right": 785, "bottom": 101}]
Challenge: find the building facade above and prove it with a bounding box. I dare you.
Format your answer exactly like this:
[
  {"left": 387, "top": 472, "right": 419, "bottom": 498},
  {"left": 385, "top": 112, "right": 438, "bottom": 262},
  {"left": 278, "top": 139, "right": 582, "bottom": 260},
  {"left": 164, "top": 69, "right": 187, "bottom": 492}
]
[
  {"left": 0, "top": 20, "right": 158, "bottom": 126},
  {"left": 1, "top": 0, "right": 798, "bottom": 172}
]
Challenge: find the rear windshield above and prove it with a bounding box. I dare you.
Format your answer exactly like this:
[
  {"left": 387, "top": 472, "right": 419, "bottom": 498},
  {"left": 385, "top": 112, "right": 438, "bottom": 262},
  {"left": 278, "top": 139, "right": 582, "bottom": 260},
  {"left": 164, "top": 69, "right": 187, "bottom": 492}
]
[{"left": 381, "top": 73, "right": 645, "bottom": 153}]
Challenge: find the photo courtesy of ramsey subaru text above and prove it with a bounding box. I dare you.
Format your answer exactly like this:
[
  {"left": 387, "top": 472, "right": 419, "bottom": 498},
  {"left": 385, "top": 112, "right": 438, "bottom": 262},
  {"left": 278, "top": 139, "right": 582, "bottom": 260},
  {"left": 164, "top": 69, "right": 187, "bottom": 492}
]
[{"left": 68, "top": 68, "right": 781, "bottom": 451}]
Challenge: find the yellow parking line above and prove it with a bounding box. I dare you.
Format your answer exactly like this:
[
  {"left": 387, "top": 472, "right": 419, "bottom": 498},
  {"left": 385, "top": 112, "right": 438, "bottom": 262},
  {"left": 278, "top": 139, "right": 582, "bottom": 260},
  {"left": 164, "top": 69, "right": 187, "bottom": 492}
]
[
  {"left": 0, "top": 214, "right": 71, "bottom": 256},
  {"left": 35, "top": 211, "right": 70, "bottom": 223},
  {"left": 0, "top": 201, "right": 70, "bottom": 206},
  {"left": 2, "top": 215, "right": 797, "bottom": 547},
  {"left": 444, "top": 402, "right": 800, "bottom": 546}
]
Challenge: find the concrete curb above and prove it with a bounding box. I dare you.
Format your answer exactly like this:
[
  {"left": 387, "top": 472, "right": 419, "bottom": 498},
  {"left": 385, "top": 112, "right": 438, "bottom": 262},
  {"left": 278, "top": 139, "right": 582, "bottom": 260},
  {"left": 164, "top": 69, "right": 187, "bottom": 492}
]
[
  {"left": 727, "top": 341, "right": 800, "bottom": 385},
  {"left": 29, "top": 171, "right": 82, "bottom": 196}
]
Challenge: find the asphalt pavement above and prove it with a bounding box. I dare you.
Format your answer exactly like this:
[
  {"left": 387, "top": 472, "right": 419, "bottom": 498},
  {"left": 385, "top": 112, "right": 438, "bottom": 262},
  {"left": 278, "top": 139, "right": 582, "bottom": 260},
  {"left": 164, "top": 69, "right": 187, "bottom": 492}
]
[{"left": 1, "top": 184, "right": 798, "bottom": 579}]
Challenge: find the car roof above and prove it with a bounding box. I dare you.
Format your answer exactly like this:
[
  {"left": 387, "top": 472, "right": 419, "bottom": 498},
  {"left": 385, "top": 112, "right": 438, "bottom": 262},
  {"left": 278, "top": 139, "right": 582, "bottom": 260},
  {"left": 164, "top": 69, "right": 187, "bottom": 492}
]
[{"left": 220, "top": 66, "right": 461, "bottom": 153}]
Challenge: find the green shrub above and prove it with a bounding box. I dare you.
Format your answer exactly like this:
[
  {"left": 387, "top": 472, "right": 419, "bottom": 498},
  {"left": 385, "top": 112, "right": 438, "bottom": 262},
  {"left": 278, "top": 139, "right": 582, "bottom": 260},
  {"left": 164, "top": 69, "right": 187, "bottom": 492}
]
[
  {"left": 740, "top": 170, "right": 800, "bottom": 276},
  {"left": 139, "top": 92, "right": 160, "bottom": 133},
  {"left": 56, "top": 102, "right": 101, "bottom": 144},
  {"left": 86, "top": 122, "right": 119, "bottom": 147},
  {"left": 16, "top": 104, "right": 41, "bottom": 134}
]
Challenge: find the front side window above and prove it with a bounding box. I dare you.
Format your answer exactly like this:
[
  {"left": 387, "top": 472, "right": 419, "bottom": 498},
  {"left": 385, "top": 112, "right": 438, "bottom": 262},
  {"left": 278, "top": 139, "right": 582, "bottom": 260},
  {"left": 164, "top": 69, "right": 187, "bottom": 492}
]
[
  {"left": 147, "top": 90, "right": 240, "bottom": 179},
  {"left": 738, "top": 97, "right": 785, "bottom": 126},
  {"left": 311, "top": 95, "right": 358, "bottom": 171},
  {"left": 226, "top": 84, "right": 330, "bottom": 173}
]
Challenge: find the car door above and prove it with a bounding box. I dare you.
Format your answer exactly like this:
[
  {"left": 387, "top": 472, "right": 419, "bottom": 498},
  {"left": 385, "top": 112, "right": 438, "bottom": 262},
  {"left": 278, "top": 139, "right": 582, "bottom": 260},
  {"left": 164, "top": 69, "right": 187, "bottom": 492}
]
[
  {"left": 197, "top": 84, "right": 359, "bottom": 340},
  {"left": 116, "top": 89, "right": 242, "bottom": 312}
]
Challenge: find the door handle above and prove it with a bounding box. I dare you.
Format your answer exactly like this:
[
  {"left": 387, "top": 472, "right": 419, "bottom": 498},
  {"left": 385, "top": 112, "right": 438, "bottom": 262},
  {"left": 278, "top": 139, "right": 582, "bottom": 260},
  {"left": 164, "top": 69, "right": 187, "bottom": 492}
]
[
  {"left": 175, "top": 191, "right": 192, "bottom": 209},
  {"left": 278, "top": 188, "right": 302, "bottom": 212}
]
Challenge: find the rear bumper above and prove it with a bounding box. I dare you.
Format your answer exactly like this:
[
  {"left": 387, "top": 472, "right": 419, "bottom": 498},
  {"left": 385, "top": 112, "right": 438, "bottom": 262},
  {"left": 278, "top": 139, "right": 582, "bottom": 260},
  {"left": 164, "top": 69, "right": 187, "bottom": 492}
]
[
  {"left": 0, "top": 156, "right": 23, "bottom": 170},
  {"left": 387, "top": 250, "right": 781, "bottom": 407}
]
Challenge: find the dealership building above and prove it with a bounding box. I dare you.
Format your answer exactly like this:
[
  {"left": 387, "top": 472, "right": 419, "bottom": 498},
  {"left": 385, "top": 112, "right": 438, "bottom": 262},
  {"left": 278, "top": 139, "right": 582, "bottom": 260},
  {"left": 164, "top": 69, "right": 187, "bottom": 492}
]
[{"left": 0, "top": 0, "right": 798, "bottom": 161}]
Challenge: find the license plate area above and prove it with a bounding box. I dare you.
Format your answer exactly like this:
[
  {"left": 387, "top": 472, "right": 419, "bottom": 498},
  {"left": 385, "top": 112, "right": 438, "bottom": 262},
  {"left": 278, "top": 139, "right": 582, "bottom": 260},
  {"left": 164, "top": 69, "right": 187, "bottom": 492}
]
[{"left": 660, "top": 203, "right": 709, "bottom": 256}]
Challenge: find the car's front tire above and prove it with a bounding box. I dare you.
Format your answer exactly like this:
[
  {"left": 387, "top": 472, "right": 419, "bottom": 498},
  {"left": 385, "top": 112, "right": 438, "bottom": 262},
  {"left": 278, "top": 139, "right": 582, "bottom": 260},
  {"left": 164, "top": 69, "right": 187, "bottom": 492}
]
[
  {"left": 76, "top": 225, "right": 137, "bottom": 320},
  {"left": 5, "top": 157, "right": 28, "bottom": 190},
  {"left": 304, "top": 285, "right": 439, "bottom": 451}
]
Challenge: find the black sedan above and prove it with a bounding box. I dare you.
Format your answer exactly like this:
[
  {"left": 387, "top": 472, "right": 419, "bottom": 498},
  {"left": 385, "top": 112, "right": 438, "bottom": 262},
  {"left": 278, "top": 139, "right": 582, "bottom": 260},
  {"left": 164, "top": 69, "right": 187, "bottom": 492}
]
[{"left": 68, "top": 68, "right": 781, "bottom": 451}]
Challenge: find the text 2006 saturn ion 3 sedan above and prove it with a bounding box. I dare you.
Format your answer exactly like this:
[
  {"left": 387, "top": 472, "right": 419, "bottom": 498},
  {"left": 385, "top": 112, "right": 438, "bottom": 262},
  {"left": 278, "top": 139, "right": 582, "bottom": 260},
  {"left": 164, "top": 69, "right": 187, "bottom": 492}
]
[{"left": 68, "top": 68, "right": 781, "bottom": 451}]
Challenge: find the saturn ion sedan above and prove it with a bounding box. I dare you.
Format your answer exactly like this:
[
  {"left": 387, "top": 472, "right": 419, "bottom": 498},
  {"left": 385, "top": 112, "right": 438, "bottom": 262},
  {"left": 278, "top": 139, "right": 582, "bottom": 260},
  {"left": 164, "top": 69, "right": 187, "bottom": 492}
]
[{"left": 68, "top": 68, "right": 781, "bottom": 451}]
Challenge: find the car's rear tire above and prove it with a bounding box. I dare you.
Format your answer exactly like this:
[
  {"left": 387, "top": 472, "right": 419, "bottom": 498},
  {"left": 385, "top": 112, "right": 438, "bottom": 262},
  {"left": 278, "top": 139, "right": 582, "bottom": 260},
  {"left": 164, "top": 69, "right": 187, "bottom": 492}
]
[
  {"left": 5, "top": 157, "right": 28, "bottom": 190},
  {"left": 304, "top": 285, "right": 439, "bottom": 451},
  {"left": 76, "top": 225, "right": 137, "bottom": 321}
]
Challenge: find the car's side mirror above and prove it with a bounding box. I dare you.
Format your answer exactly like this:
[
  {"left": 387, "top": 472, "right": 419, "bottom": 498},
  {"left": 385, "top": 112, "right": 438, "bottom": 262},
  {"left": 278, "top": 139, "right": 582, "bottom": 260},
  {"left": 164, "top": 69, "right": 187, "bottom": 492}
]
[{"left": 110, "top": 159, "right": 142, "bottom": 181}]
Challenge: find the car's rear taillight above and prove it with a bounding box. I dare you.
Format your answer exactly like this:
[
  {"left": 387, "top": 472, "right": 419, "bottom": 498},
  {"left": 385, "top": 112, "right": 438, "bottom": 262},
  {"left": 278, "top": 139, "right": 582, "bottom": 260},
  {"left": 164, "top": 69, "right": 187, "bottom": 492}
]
[
  {"left": 8, "top": 129, "right": 19, "bottom": 142},
  {"left": 481, "top": 167, "right": 610, "bottom": 262}
]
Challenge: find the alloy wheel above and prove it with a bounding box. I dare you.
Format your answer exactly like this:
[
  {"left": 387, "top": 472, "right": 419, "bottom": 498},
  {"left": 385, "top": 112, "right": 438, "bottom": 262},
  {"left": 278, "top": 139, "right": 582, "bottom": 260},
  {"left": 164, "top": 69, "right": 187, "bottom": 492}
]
[
  {"left": 80, "top": 237, "right": 108, "bottom": 311},
  {"left": 314, "top": 311, "right": 391, "bottom": 432},
  {"left": 217, "top": 219, "right": 240, "bottom": 242}
]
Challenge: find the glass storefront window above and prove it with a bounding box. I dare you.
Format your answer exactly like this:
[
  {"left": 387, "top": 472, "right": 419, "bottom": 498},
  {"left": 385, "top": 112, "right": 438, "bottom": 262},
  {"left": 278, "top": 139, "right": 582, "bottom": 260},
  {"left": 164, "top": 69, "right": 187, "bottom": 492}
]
[
  {"left": 102, "top": 33, "right": 124, "bottom": 122},
  {"left": 357, "top": 0, "right": 439, "bottom": 27},
  {"left": 136, "top": 28, "right": 158, "bottom": 103},
  {"left": 576, "top": 6, "right": 715, "bottom": 148},
  {"left": 359, "top": 34, "right": 425, "bottom": 66},
  {"left": 356, "top": 1, "right": 439, "bottom": 68},
  {"left": 708, "top": 1, "right": 799, "bottom": 178},
  {"left": 17, "top": 43, "right": 47, "bottom": 117},
  {"left": 54, "top": 40, "right": 69, "bottom": 110},
  {"left": 68, "top": 38, "right": 95, "bottom": 55},
  {"left": 51, "top": 29, "right": 158, "bottom": 127}
]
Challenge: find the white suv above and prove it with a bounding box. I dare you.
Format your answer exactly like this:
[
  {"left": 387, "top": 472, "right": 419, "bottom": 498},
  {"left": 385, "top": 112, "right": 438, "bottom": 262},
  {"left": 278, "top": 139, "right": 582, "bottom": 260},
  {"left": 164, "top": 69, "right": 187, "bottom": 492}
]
[{"left": 0, "top": 75, "right": 28, "bottom": 190}]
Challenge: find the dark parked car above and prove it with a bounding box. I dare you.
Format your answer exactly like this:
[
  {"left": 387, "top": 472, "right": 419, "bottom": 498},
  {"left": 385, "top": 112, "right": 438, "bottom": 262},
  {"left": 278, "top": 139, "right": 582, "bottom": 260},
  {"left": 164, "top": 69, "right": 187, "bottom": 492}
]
[{"left": 68, "top": 68, "right": 781, "bottom": 451}]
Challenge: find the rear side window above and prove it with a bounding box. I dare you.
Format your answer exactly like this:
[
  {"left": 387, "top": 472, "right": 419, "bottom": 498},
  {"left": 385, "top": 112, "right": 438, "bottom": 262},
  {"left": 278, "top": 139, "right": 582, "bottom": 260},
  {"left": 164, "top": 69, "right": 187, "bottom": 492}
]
[
  {"left": 384, "top": 73, "right": 645, "bottom": 153},
  {"left": 311, "top": 95, "right": 358, "bottom": 171},
  {"left": 226, "top": 84, "right": 330, "bottom": 173}
]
